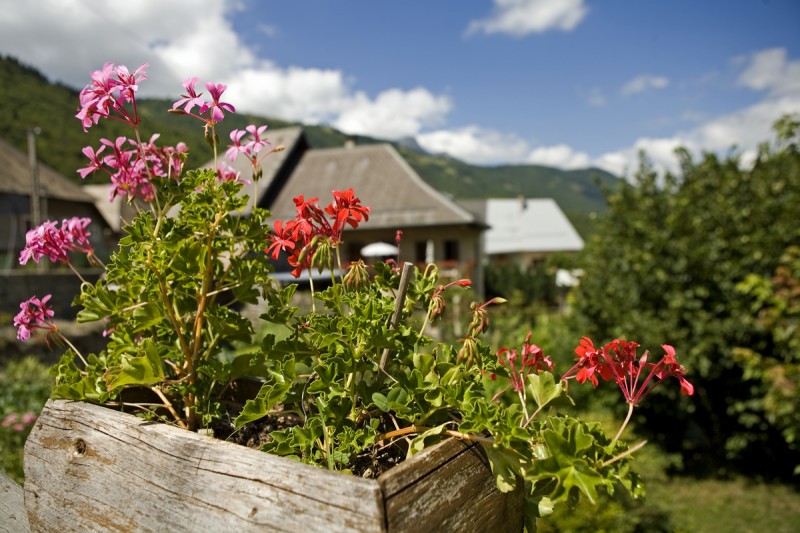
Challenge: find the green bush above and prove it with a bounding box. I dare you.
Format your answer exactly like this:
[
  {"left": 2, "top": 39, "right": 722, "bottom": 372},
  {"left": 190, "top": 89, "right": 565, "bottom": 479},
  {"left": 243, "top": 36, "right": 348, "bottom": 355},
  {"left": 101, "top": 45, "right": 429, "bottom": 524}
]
[
  {"left": 485, "top": 261, "right": 559, "bottom": 309},
  {"left": 571, "top": 115, "right": 800, "bottom": 478},
  {"left": 0, "top": 356, "right": 53, "bottom": 482}
]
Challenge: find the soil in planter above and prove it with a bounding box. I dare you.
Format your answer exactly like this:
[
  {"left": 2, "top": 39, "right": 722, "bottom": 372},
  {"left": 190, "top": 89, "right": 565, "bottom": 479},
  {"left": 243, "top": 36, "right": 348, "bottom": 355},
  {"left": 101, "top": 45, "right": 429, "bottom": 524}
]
[{"left": 210, "top": 407, "right": 407, "bottom": 479}]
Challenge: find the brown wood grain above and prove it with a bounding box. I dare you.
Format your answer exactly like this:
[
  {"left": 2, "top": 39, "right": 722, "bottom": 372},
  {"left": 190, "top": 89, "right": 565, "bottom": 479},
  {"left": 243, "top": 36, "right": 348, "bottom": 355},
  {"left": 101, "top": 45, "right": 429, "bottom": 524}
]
[
  {"left": 24, "top": 400, "right": 384, "bottom": 532},
  {"left": 379, "top": 440, "right": 524, "bottom": 532}
]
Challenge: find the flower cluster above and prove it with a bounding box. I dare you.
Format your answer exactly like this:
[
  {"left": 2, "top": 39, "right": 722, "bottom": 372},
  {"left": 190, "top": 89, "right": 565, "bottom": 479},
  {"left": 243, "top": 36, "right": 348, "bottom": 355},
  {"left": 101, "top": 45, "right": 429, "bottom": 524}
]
[
  {"left": 222, "top": 124, "right": 285, "bottom": 185},
  {"left": 78, "top": 66, "right": 236, "bottom": 202},
  {"left": 19, "top": 217, "right": 94, "bottom": 265},
  {"left": 456, "top": 296, "right": 507, "bottom": 366},
  {"left": 496, "top": 333, "right": 554, "bottom": 393},
  {"left": 172, "top": 77, "right": 235, "bottom": 125},
  {"left": 562, "top": 336, "right": 694, "bottom": 405},
  {"left": 428, "top": 278, "right": 472, "bottom": 320},
  {"left": 76, "top": 62, "right": 148, "bottom": 131},
  {"left": 79, "top": 134, "right": 187, "bottom": 201},
  {"left": 13, "top": 294, "right": 55, "bottom": 341},
  {"left": 266, "top": 189, "right": 371, "bottom": 277},
  {"left": 1, "top": 412, "right": 37, "bottom": 433}
]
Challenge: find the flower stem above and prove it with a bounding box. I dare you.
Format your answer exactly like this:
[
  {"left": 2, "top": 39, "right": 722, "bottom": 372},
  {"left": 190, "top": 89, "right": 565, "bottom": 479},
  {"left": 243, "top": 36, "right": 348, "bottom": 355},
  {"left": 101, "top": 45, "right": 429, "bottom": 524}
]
[
  {"left": 612, "top": 402, "right": 636, "bottom": 444},
  {"left": 377, "top": 424, "right": 495, "bottom": 445},
  {"left": 308, "top": 268, "right": 317, "bottom": 313},
  {"left": 66, "top": 261, "right": 88, "bottom": 284},
  {"left": 601, "top": 439, "right": 648, "bottom": 468},
  {"left": 149, "top": 386, "right": 188, "bottom": 430},
  {"left": 57, "top": 330, "right": 88, "bottom": 367},
  {"left": 378, "top": 262, "right": 414, "bottom": 383}
]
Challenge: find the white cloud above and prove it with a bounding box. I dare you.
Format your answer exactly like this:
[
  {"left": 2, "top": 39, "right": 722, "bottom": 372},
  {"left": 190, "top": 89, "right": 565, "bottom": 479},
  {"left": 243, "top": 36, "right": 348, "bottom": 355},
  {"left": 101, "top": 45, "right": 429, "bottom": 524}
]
[
  {"left": 527, "top": 144, "right": 590, "bottom": 169},
  {"left": 223, "top": 64, "right": 352, "bottom": 125},
  {"left": 417, "top": 128, "right": 594, "bottom": 170},
  {"left": 466, "top": 0, "right": 588, "bottom": 37},
  {"left": 737, "top": 47, "right": 800, "bottom": 96},
  {"left": 621, "top": 75, "right": 670, "bottom": 96},
  {"left": 594, "top": 96, "right": 800, "bottom": 177},
  {"left": 0, "top": 0, "right": 451, "bottom": 140},
  {"left": 594, "top": 137, "right": 689, "bottom": 177},
  {"left": 417, "top": 126, "right": 531, "bottom": 165},
  {"left": 257, "top": 24, "right": 279, "bottom": 38},
  {"left": 333, "top": 88, "right": 452, "bottom": 139},
  {"left": 593, "top": 152, "right": 630, "bottom": 177}
]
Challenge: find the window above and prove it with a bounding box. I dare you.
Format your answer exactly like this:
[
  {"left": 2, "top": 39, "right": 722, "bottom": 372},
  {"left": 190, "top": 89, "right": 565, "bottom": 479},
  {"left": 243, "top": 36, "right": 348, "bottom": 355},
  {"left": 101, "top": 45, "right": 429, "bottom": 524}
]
[
  {"left": 415, "top": 241, "right": 427, "bottom": 264},
  {"left": 444, "top": 240, "right": 459, "bottom": 262}
]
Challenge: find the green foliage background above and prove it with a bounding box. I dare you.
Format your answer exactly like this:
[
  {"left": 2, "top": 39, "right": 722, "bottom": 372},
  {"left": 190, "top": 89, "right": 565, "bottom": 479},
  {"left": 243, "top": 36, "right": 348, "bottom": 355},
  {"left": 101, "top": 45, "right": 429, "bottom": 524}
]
[
  {"left": 0, "top": 356, "right": 52, "bottom": 482},
  {"left": 570, "top": 116, "right": 800, "bottom": 478}
]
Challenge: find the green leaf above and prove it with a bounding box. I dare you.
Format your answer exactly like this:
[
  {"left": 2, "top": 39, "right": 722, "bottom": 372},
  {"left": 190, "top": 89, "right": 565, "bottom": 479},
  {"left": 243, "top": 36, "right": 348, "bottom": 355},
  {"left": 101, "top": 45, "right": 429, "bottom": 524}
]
[
  {"left": 537, "top": 423, "right": 607, "bottom": 505},
  {"left": 408, "top": 423, "right": 447, "bottom": 455},
  {"left": 229, "top": 353, "right": 270, "bottom": 381},
  {"left": 206, "top": 306, "right": 254, "bottom": 343},
  {"left": 526, "top": 372, "right": 563, "bottom": 410},
  {"left": 371, "top": 392, "right": 390, "bottom": 412},
  {"left": 561, "top": 460, "right": 605, "bottom": 504},
  {"left": 234, "top": 361, "right": 295, "bottom": 427},
  {"left": 483, "top": 445, "right": 522, "bottom": 493},
  {"left": 132, "top": 302, "right": 165, "bottom": 333},
  {"left": 104, "top": 340, "right": 165, "bottom": 391},
  {"left": 234, "top": 380, "right": 291, "bottom": 427}
]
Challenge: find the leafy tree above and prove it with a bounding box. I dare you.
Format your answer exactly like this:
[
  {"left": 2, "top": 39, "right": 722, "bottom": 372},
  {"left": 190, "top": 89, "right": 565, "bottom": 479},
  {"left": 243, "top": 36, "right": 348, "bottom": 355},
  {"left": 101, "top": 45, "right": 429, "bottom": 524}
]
[
  {"left": 736, "top": 244, "right": 800, "bottom": 472},
  {"left": 485, "top": 261, "right": 559, "bottom": 308},
  {"left": 571, "top": 115, "right": 800, "bottom": 478}
]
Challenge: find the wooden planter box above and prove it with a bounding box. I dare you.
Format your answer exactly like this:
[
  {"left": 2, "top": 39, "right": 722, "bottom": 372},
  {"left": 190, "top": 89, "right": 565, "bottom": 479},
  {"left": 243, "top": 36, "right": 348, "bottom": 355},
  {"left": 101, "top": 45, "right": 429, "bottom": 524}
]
[{"left": 24, "top": 400, "right": 524, "bottom": 532}]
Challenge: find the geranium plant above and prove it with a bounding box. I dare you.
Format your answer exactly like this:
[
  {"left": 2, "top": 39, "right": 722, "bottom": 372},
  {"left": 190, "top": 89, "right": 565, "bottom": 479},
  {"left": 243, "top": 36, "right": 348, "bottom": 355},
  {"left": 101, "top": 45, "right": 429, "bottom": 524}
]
[{"left": 14, "top": 61, "right": 694, "bottom": 526}]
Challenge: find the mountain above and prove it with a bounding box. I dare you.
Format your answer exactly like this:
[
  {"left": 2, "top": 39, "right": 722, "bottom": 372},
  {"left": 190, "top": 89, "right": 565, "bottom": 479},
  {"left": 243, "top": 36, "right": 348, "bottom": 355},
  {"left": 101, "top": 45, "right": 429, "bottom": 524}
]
[{"left": 0, "top": 55, "right": 620, "bottom": 237}]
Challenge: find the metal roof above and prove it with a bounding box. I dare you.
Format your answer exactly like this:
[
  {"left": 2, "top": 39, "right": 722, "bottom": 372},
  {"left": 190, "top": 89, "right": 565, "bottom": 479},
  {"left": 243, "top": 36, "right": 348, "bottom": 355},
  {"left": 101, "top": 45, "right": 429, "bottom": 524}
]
[{"left": 464, "top": 198, "right": 584, "bottom": 254}]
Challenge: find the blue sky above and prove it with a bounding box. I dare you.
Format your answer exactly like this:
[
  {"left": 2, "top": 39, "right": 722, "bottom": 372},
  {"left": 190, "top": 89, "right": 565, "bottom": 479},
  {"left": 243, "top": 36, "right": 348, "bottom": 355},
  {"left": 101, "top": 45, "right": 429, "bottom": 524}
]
[{"left": 1, "top": 0, "right": 799, "bottom": 175}]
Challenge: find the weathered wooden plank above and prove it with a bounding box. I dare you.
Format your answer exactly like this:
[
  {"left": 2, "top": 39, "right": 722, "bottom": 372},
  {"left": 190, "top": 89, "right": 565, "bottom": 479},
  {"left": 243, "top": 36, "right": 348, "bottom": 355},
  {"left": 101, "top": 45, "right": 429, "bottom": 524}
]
[
  {"left": 24, "top": 399, "right": 385, "bottom": 533},
  {"left": 0, "top": 470, "right": 30, "bottom": 533},
  {"left": 378, "top": 438, "right": 473, "bottom": 496},
  {"left": 379, "top": 440, "right": 524, "bottom": 533},
  {"left": 24, "top": 400, "right": 524, "bottom": 532}
]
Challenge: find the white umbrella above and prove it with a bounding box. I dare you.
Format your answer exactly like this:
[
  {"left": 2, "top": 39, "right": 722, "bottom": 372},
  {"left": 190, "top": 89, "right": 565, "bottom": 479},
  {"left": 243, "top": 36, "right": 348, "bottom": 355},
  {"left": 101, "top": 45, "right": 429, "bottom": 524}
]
[{"left": 360, "top": 242, "right": 399, "bottom": 257}]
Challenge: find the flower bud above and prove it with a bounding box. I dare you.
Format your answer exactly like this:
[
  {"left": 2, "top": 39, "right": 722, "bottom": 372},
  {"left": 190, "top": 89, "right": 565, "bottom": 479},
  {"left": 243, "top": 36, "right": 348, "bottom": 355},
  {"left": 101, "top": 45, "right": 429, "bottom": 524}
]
[
  {"left": 343, "top": 260, "right": 369, "bottom": 290},
  {"left": 458, "top": 336, "right": 479, "bottom": 367}
]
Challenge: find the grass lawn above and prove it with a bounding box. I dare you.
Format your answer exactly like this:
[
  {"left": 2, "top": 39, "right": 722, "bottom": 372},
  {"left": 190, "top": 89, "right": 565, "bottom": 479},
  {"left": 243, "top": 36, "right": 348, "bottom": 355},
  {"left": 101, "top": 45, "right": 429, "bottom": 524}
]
[{"left": 648, "top": 476, "right": 800, "bottom": 533}]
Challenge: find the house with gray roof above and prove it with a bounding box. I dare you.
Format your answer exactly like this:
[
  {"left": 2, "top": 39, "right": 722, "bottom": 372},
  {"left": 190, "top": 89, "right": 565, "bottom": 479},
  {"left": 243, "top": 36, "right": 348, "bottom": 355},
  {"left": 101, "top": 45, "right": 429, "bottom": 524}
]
[
  {"left": 265, "top": 141, "right": 487, "bottom": 287},
  {"left": 0, "top": 138, "right": 111, "bottom": 270},
  {"left": 221, "top": 126, "right": 309, "bottom": 217},
  {"left": 1, "top": 137, "right": 111, "bottom": 317}
]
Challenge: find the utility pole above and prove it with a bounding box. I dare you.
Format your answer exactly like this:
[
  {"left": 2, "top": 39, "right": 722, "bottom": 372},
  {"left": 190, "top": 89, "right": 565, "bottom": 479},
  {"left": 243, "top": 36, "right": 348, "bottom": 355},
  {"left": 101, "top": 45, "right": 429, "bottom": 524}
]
[
  {"left": 27, "top": 127, "right": 42, "bottom": 226},
  {"left": 27, "top": 127, "right": 45, "bottom": 271}
]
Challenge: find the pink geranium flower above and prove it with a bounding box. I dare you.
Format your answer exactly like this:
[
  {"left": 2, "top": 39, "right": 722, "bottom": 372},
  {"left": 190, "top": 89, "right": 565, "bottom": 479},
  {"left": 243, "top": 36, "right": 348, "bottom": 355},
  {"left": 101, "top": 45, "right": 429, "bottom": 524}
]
[
  {"left": 172, "top": 77, "right": 205, "bottom": 114},
  {"left": 13, "top": 294, "right": 56, "bottom": 341},
  {"left": 19, "top": 218, "right": 94, "bottom": 265},
  {"left": 76, "top": 62, "right": 147, "bottom": 131},
  {"left": 201, "top": 82, "right": 235, "bottom": 123}
]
